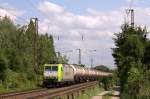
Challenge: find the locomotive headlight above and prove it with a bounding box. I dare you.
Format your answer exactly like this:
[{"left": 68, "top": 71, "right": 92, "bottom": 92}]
[
  {"left": 44, "top": 72, "right": 50, "bottom": 77},
  {"left": 44, "top": 71, "right": 58, "bottom": 77}
]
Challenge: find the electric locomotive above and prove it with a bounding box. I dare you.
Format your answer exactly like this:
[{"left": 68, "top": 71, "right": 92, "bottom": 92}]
[{"left": 43, "top": 64, "right": 112, "bottom": 87}]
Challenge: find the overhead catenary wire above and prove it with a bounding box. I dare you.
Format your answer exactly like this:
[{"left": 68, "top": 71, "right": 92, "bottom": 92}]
[
  {"left": 28, "top": 0, "right": 86, "bottom": 40},
  {"left": 27, "top": 0, "right": 95, "bottom": 66}
]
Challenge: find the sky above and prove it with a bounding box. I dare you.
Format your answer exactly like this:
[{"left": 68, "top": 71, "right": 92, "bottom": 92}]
[{"left": 0, "top": 0, "right": 150, "bottom": 68}]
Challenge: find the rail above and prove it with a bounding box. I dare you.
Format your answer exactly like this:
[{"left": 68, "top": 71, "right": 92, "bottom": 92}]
[
  {"left": 29, "top": 81, "right": 98, "bottom": 99},
  {"left": 0, "top": 81, "right": 99, "bottom": 99},
  {"left": 0, "top": 88, "right": 47, "bottom": 99}
]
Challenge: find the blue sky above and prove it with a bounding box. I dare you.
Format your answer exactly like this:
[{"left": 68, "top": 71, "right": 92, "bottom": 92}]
[
  {"left": 0, "top": 0, "right": 131, "bottom": 20},
  {"left": 0, "top": 0, "right": 150, "bottom": 68},
  {"left": 1, "top": 0, "right": 128, "bottom": 11}
]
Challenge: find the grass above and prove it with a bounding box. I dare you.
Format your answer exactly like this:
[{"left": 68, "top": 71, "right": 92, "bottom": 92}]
[
  {"left": 102, "top": 95, "right": 111, "bottom": 99},
  {"left": 0, "top": 74, "right": 43, "bottom": 94},
  {"left": 76, "top": 85, "right": 104, "bottom": 99},
  {"left": 0, "top": 81, "right": 39, "bottom": 94},
  {"left": 0, "top": 86, "right": 39, "bottom": 94}
]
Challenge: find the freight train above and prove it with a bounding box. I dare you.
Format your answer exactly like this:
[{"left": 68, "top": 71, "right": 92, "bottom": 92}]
[{"left": 43, "top": 64, "right": 112, "bottom": 87}]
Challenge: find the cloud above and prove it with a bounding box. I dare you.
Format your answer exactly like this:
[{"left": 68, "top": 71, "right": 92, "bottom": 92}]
[
  {"left": 37, "top": 1, "right": 150, "bottom": 68},
  {"left": 126, "top": 0, "right": 147, "bottom": 7},
  {"left": 0, "top": 3, "right": 25, "bottom": 20},
  {"left": 127, "top": 0, "right": 144, "bottom": 3},
  {"left": 38, "top": 1, "right": 124, "bottom": 35},
  {"left": 37, "top": 1, "right": 125, "bottom": 68},
  {"left": 38, "top": 1, "right": 64, "bottom": 14}
]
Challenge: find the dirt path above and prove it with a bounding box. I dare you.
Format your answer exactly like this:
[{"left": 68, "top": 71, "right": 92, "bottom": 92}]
[
  {"left": 91, "top": 90, "right": 120, "bottom": 99},
  {"left": 111, "top": 91, "right": 120, "bottom": 99},
  {"left": 91, "top": 91, "right": 111, "bottom": 99}
]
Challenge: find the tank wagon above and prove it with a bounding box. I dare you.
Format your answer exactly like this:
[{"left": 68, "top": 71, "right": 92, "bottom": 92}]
[{"left": 43, "top": 64, "right": 112, "bottom": 87}]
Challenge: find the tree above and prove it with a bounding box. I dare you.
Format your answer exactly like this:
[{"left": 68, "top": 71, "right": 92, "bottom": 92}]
[
  {"left": 143, "top": 40, "right": 150, "bottom": 70},
  {"left": 0, "top": 51, "right": 8, "bottom": 81},
  {"left": 0, "top": 16, "right": 57, "bottom": 90},
  {"left": 112, "top": 24, "right": 147, "bottom": 98},
  {"left": 94, "top": 65, "right": 110, "bottom": 72},
  {"left": 37, "top": 34, "right": 57, "bottom": 73}
]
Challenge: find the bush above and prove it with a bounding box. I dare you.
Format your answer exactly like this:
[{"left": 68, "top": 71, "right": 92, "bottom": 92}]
[
  {"left": 138, "top": 70, "right": 150, "bottom": 98},
  {"left": 3, "top": 69, "right": 33, "bottom": 89},
  {"left": 0, "top": 52, "right": 8, "bottom": 81}
]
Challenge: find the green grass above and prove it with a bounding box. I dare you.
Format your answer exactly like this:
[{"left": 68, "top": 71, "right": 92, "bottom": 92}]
[
  {"left": 102, "top": 95, "right": 111, "bottom": 99},
  {"left": 76, "top": 85, "right": 104, "bottom": 99},
  {"left": 0, "top": 81, "right": 39, "bottom": 94},
  {"left": 0, "top": 73, "right": 43, "bottom": 94},
  {"left": 0, "top": 86, "right": 39, "bottom": 94}
]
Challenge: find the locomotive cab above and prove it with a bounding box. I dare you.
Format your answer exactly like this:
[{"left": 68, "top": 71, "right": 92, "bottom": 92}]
[{"left": 43, "top": 64, "right": 63, "bottom": 86}]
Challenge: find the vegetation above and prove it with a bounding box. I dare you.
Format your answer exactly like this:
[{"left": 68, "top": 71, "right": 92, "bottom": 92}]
[
  {"left": 102, "top": 92, "right": 112, "bottom": 99},
  {"left": 77, "top": 85, "right": 104, "bottom": 99},
  {"left": 94, "top": 65, "right": 114, "bottom": 90},
  {"left": 102, "top": 95, "right": 111, "bottom": 99},
  {"left": 112, "top": 24, "right": 150, "bottom": 98},
  {"left": 0, "top": 16, "right": 67, "bottom": 92},
  {"left": 94, "top": 65, "right": 110, "bottom": 72}
]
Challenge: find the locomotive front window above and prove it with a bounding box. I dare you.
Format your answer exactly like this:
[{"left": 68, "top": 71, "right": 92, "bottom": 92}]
[
  {"left": 52, "top": 66, "right": 58, "bottom": 71},
  {"left": 45, "top": 66, "right": 58, "bottom": 71},
  {"left": 45, "top": 66, "right": 51, "bottom": 71}
]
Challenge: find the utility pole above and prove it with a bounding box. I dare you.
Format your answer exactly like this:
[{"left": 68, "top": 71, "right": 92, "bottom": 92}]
[
  {"left": 88, "top": 50, "right": 96, "bottom": 68},
  {"left": 56, "top": 51, "right": 61, "bottom": 63},
  {"left": 77, "top": 49, "right": 81, "bottom": 64},
  {"left": 31, "top": 18, "right": 38, "bottom": 73},
  {"left": 126, "top": 9, "right": 134, "bottom": 27},
  {"left": 91, "top": 57, "right": 93, "bottom": 68},
  {"left": 130, "top": 9, "right": 134, "bottom": 27}
]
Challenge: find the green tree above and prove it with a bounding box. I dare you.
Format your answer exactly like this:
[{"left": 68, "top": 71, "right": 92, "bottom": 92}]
[
  {"left": 94, "top": 65, "right": 110, "bottom": 72},
  {"left": 0, "top": 51, "right": 8, "bottom": 81},
  {"left": 112, "top": 24, "right": 147, "bottom": 98},
  {"left": 143, "top": 40, "right": 150, "bottom": 70},
  {"left": 0, "top": 16, "right": 57, "bottom": 90},
  {"left": 37, "top": 34, "right": 57, "bottom": 73}
]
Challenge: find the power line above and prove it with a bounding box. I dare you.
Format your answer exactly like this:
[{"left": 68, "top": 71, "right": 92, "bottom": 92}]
[
  {"left": 28, "top": 0, "right": 85, "bottom": 41},
  {"left": 27, "top": 0, "right": 91, "bottom": 66}
]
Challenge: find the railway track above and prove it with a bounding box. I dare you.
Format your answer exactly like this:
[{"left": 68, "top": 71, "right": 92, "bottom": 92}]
[
  {"left": 0, "top": 88, "right": 48, "bottom": 99},
  {"left": 0, "top": 81, "right": 98, "bottom": 99}
]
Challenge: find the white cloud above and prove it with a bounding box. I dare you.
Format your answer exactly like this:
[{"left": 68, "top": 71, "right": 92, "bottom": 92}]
[
  {"left": 126, "top": 0, "right": 147, "bottom": 7},
  {"left": 127, "top": 0, "right": 144, "bottom": 3},
  {"left": 38, "top": 1, "right": 64, "bottom": 14},
  {"left": 37, "top": 1, "right": 125, "bottom": 67},
  {"left": 37, "top": 1, "right": 150, "bottom": 68},
  {"left": 0, "top": 3, "right": 25, "bottom": 20}
]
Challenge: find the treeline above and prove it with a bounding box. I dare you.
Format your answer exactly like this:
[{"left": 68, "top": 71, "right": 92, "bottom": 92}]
[
  {"left": 0, "top": 16, "right": 64, "bottom": 91},
  {"left": 112, "top": 24, "right": 150, "bottom": 98}
]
